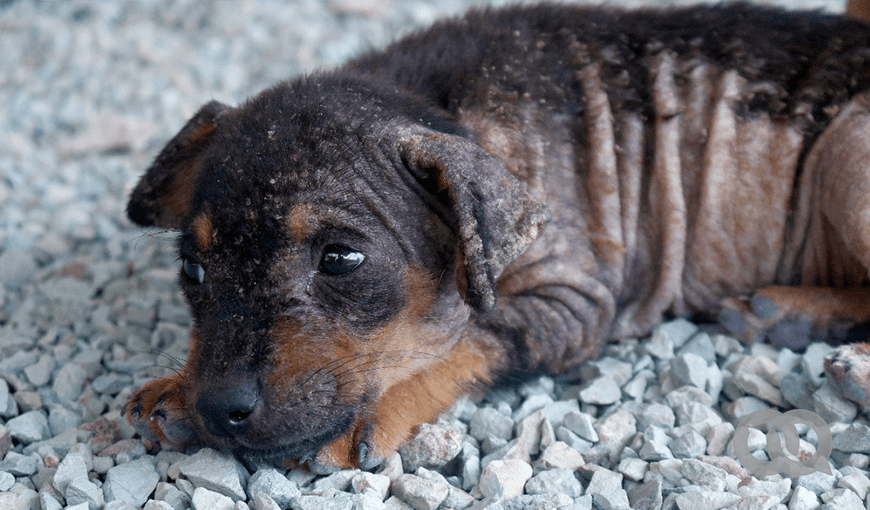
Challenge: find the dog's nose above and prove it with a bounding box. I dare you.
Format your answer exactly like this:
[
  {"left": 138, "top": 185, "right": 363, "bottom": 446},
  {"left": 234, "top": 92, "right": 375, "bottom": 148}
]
[{"left": 195, "top": 379, "right": 260, "bottom": 439}]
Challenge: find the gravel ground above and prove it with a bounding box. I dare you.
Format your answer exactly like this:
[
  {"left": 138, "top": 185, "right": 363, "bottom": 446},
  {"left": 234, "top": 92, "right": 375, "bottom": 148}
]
[{"left": 1, "top": 1, "right": 865, "bottom": 510}]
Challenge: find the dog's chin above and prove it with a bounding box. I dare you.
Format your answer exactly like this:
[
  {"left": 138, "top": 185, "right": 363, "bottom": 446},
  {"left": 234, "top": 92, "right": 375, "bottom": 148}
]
[{"left": 204, "top": 409, "right": 357, "bottom": 466}]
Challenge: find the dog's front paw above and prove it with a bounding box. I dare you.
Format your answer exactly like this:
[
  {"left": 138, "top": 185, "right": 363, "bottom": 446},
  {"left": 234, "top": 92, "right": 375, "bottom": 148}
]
[
  {"left": 126, "top": 373, "right": 197, "bottom": 448},
  {"left": 309, "top": 397, "right": 423, "bottom": 474},
  {"left": 308, "top": 419, "right": 381, "bottom": 474},
  {"left": 825, "top": 343, "right": 870, "bottom": 406},
  {"left": 308, "top": 356, "right": 479, "bottom": 473}
]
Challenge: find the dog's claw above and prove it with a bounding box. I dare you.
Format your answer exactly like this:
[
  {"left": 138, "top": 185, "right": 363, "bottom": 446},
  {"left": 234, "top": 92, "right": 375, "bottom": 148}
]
[
  {"left": 357, "top": 440, "right": 384, "bottom": 470},
  {"left": 357, "top": 441, "right": 369, "bottom": 467},
  {"left": 308, "top": 454, "right": 341, "bottom": 475},
  {"left": 718, "top": 307, "right": 747, "bottom": 338},
  {"left": 126, "top": 373, "right": 195, "bottom": 449},
  {"left": 750, "top": 295, "right": 778, "bottom": 320}
]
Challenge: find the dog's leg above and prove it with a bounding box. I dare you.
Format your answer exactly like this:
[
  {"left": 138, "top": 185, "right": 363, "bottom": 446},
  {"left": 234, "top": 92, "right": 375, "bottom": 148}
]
[
  {"left": 309, "top": 339, "right": 498, "bottom": 472},
  {"left": 720, "top": 286, "right": 870, "bottom": 347},
  {"left": 720, "top": 288, "right": 870, "bottom": 405},
  {"left": 722, "top": 95, "right": 870, "bottom": 404}
]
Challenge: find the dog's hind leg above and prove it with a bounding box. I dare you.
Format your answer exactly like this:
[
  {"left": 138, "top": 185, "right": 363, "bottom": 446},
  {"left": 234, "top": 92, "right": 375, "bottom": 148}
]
[
  {"left": 719, "top": 287, "right": 870, "bottom": 348},
  {"left": 721, "top": 94, "right": 870, "bottom": 404}
]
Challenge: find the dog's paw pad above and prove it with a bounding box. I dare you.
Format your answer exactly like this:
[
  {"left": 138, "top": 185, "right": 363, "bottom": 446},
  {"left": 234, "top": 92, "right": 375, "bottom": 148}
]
[{"left": 825, "top": 343, "right": 870, "bottom": 405}]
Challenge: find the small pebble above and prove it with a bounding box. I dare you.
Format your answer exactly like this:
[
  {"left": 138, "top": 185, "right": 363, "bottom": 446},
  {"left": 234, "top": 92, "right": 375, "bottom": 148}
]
[
  {"left": 671, "top": 353, "right": 709, "bottom": 389},
  {"left": 524, "top": 468, "right": 583, "bottom": 498},
  {"left": 0, "top": 471, "right": 14, "bottom": 492},
  {"left": 398, "top": 421, "right": 462, "bottom": 471},
  {"left": 578, "top": 376, "right": 622, "bottom": 405},
  {"left": 813, "top": 380, "right": 858, "bottom": 423},
  {"left": 178, "top": 448, "right": 247, "bottom": 502},
  {"left": 469, "top": 407, "right": 514, "bottom": 442},
  {"left": 103, "top": 458, "right": 160, "bottom": 507},
  {"left": 391, "top": 473, "right": 449, "bottom": 510},
  {"left": 247, "top": 468, "right": 301, "bottom": 508},
  {"left": 7, "top": 410, "right": 50, "bottom": 444},
  {"left": 478, "top": 459, "right": 532, "bottom": 501},
  {"left": 351, "top": 471, "right": 390, "bottom": 501},
  {"left": 191, "top": 487, "right": 235, "bottom": 510}
]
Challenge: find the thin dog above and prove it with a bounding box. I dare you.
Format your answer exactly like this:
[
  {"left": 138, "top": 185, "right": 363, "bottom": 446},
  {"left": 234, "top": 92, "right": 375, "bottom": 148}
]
[{"left": 126, "top": 3, "right": 870, "bottom": 472}]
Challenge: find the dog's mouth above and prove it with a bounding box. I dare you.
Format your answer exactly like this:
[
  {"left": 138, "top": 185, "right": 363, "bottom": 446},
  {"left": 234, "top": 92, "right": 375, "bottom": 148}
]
[{"left": 228, "top": 409, "right": 357, "bottom": 464}]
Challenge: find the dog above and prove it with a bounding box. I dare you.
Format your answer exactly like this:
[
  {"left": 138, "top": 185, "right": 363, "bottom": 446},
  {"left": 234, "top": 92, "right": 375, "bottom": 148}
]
[{"left": 126, "top": 3, "right": 870, "bottom": 473}]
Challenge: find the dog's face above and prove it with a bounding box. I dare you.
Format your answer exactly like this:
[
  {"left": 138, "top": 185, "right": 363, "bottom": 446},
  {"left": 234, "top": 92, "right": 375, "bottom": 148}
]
[{"left": 126, "top": 75, "right": 547, "bottom": 467}]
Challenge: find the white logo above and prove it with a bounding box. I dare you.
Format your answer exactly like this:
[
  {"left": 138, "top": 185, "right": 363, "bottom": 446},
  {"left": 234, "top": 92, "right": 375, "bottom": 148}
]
[{"left": 733, "top": 409, "right": 832, "bottom": 477}]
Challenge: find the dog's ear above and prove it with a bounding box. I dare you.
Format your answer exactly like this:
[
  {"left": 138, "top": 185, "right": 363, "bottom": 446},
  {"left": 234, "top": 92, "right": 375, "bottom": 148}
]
[
  {"left": 399, "top": 133, "right": 549, "bottom": 312},
  {"left": 127, "top": 101, "right": 228, "bottom": 229}
]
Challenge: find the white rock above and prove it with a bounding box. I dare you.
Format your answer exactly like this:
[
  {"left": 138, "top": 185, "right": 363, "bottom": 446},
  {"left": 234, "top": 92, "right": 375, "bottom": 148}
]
[
  {"left": 143, "top": 501, "right": 175, "bottom": 510},
  {"left": 247, "top": 468, "right": 300, "bottom": 507},
  {"left": 534, "top": 441, "right": 585, "bottom": 471},
  {"left": 788, "top": 486, "right": 819, "bottom": 510},
  {"left": 351, "top": 472, "right": 391, "bottom": 501},
  {"left": 53, "top": 453, "right": 88, "bottom": 494},
  {"left": 178, "top": 448, "right": 247, "bottom": 502},
  {"left": 391, "top": 473, "right": 448, "bottom": 510},
  {"left": 478, "top": 459, "right": 532, "bottom": 501},
  {"left": 191, "top": 487, "right": 235, "bottom": 510},
  {"left": 674, "top": 491, "right": 740, "bottom": 510}
]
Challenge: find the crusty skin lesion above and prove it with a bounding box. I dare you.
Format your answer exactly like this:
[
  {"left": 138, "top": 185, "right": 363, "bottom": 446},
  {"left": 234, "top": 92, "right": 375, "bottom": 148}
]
[{"left": 126, "top": 3, "right": 870, "bottom": 471}]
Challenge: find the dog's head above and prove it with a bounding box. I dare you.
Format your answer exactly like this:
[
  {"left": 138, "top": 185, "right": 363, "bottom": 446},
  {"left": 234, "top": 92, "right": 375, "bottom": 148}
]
[{"left": 127, "top": 74, "right": 546, "bottom": 464}]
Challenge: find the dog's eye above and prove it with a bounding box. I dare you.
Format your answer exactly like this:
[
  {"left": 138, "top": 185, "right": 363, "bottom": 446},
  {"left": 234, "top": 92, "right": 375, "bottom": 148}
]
[
  {"left": 182, "top": 258, "right": 205, "bottom": 284},
  {"left": 319, "top": 244, "right": 365, "bottom": 276}
]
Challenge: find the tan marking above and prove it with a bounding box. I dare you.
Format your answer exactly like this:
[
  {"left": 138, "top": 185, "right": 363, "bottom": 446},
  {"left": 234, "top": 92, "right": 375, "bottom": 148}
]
[
  {"left": 192, "top": 213, "right": 216, "bottom": 252},
  {"left": 268, "top": 266, "right": 448, "bottom": 394},
  {"left": 286, "top": 204, "right": 319, "bottom": 242},
  {"left": 268, "top": 317, "right": 366, "bottom": 395},
  {"left": 849, "top": 0, "right": 870, "bottom": 22},
  {"left": 267, "top": 265, "right": 482, "bottom": 469},
  {"left": 156, "top": 159, "right": 202, "bottom": 229},
  {"left": 363, "top": 339, "right": 493, "bottom": 460},
  {"left": 315, "top": 338, "right": 496, "bottom": 468},
  {"left": 128, "top": 372, "right": 187, "bottom": 443}
]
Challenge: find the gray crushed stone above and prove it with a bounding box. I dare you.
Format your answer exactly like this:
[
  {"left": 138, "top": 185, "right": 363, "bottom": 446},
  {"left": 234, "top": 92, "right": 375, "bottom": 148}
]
[{"left": 0, "top": 0, "right": 861, "bottom": 509}]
